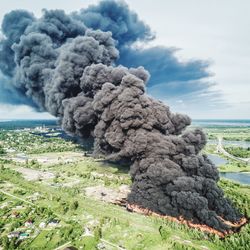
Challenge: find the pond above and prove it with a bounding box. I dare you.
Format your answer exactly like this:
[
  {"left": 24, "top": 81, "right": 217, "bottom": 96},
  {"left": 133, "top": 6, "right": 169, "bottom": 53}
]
[
  {"left": 207, "top": 154, "right": 227, "bottom": 167},
  {"left": 207, "top": 154, "right": 250, "bottom": 185},
  {"left": 220, "top": 172, "right": 250, "bottom": 185}
]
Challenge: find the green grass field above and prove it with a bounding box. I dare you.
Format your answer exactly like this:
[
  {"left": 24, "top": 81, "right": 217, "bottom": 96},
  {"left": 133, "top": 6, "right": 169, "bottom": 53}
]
[
  {"left": 0, "top": 129, "right": 250, "bottom": 249},
  {"left": 0, "top": 159, "right": 249, "bottom": 250}
]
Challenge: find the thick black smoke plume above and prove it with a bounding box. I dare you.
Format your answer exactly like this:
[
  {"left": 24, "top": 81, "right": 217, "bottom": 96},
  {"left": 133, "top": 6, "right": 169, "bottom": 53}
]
[{"left": 0, "top": 0, "right": 243, "bottom": 231}]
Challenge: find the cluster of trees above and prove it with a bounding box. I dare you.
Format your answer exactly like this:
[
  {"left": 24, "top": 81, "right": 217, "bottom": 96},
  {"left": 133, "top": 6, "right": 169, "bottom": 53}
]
[
  {"left": 24, "top": 159, "right": 42, "bottom": 169},
  {"left": 58, "top": 200, "right": 79, "bottom": 214},
  {"left": 0, "top": 131, "right": 79, "bottom": 155},
  {"left": 0, "top": 236, "right": 16, "bottom": 250},
  {"left": 0, "top": 145, "right": 6, "bottom": 155},
  {"left": 225, "top": 146, "right": 250, "bottom": 158}
]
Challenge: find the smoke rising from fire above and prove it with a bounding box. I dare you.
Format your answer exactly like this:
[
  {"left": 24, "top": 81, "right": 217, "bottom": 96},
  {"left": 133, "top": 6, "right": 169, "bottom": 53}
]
[{"left": 0, "top": 0, "right": 243, "bottom": 231}]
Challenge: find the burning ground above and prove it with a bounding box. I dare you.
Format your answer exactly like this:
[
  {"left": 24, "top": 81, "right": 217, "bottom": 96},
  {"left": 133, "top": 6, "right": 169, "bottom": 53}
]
[{"left": 0, "top": 0, "right": 246, "bottom": 233}]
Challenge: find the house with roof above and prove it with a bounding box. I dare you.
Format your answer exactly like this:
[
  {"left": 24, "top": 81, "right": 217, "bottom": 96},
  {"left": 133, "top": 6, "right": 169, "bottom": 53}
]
[
  {"left": 24, "top": 220, "right": 33, "bottom": 228},
  {"left": 39, "top": 222, "right": 46, "bottom": 228},
  {"left": 19, "top": 232, "right": 29, "bottom": 240},
  {"left": 8, "top": 231, "right": 20, "bottom": 239},
  {"left": 48, "top": 219, "right": 60, "bottom": 227}
]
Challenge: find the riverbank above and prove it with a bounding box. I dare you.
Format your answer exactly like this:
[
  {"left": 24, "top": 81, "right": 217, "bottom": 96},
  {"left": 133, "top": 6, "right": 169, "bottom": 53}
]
[
  {"left": 198, "top": 123, "right": 250, "bottom": 184},
  {"left": 219, "top": 162, "right": 250, "bottom": 173}
]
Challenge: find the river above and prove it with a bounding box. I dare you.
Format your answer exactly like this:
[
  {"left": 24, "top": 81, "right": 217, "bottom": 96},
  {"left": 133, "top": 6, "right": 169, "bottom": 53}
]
[
  {"left": 207, "top": 154, "right": 227, "bottom": 166},
  {"left": 207, "top": 154, "right": 249, "bottom": 185}
]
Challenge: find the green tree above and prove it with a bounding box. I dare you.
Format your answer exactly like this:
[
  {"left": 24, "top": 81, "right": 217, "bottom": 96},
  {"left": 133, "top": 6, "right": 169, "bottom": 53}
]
[
  {"left": 159, "top": 225, "right": 170, "bottom": 240},
  {"left": 1, "top": 236, "right": 9, "bottom": 250},
  {"left": 94, "top": 226, "right": 102, "bottom": 241},
  {"left": 71, "top": 200, "right": 79, "bottom": 210},
  {"left": 0, "top": 146, "right": 6, "bottom": 155}
]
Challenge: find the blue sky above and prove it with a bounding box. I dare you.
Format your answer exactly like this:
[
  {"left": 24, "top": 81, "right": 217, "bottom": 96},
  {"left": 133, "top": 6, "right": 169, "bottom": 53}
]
[{"left": 0, "top": 0, "right": 249, "bottom": 119}]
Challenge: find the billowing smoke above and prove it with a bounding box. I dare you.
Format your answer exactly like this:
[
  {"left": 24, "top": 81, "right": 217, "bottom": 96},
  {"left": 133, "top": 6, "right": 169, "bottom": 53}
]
[
  {"left": 72, "top": 0, "right": 211, "bottom": 93},
  {"left": 0, "top": 0, "right": 243, "bottom": 231}
]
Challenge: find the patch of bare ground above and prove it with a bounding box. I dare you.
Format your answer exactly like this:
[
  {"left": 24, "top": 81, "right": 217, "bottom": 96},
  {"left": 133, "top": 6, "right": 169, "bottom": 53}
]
[
  {"left": 84, "top": 184, "right": 130, "bottom": 203},
  {"left": 15, "top": 167, "right": 55, "bottom": 181}
]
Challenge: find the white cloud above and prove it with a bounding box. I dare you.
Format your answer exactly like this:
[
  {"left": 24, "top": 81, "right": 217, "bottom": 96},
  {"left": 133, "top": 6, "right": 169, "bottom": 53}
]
[
  {"left": 176, "top": 100, "right": 183, "bottom": 103},
  {"left": 125, "top": 0, "right": 250, "bottom": 118},
  {"left": 0, "top": 104, "right": 54, "bottom": 120}
]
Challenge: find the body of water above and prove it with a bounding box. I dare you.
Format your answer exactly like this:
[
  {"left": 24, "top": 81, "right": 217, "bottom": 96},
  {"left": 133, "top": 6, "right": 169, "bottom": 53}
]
[
  {"left": 193, "top": 119, "right": 250, "bottom": 128},
  {"left": 207, "top": 154, "right": 227, "bottom": 166},
  {"left": 220, "top": 172, "right": 250, "bottom": 185},
  {"left": 207, "top": 154, "right": 250, "bottom": 185},
  {"left": 0, "top": 119, "right": 58, "bottom": 130}
]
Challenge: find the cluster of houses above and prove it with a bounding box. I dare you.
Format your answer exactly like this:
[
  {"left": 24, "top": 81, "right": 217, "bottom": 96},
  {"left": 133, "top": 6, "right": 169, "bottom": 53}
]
[
  {"left": 8, "top": 231, "right": 29, "bottom": 240},
  {"left": 7, "top": 219, "right": 34, "bottom": 240},
  {"left": 7, "top": 219, "right": 60, "bottom": 241}
]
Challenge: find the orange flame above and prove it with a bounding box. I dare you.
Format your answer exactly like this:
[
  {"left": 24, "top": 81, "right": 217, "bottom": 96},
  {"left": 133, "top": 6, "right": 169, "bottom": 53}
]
[{"left": 126, "top": 203, "right": 248, "bottom": 238}]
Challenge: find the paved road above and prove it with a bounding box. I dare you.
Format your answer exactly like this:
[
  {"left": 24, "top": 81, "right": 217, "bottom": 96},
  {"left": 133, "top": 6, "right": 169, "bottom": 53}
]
[
  {"left": 54, "top": 241, "right": 71, "bottom": 250},
  {"left": 216, "top": 137, "right": 250, "bottom": 164},
  {"left": 100, "top": 239, "right": 126, "bottom": 250}
]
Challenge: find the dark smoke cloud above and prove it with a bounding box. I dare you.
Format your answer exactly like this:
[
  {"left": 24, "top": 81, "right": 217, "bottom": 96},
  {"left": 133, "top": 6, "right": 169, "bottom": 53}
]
[
  {"left": 12, "top": 33, "right": 58, "bottom": 110},
  {"left": 0, "top": 9, "right": 87, "bottom": 109},
  {"left": 0, "top": 0, "right": 242, "bottom": 231},
  {"left": 25, "top": 9, "right": 86, "bottom": 45},
  {"left": 0, "top": 73, "right": 36, "bottom": 106},
  {"left": 74, "top": 0, "right": 212, "bottom": 94},
  {"left": 69, "top": 65, "right": 240, "bottom": 231},
  {"left": 71, "top": 0, "right": 154, "bottom": 47},
  {"left": 118, "top": 46, "right": 211, "bottom": 88},
  {"left": 0, "top": 10, "right": 34, "bottom": 77},
  {"left": 45, "top": 30, "right": 118, "bottom": 117}
]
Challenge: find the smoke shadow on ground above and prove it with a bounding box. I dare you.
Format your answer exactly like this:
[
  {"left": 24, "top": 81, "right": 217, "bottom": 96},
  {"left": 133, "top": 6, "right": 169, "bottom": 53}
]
[
  {"left": 78, "top": 138, "right": 95, "bottom": 152},
  {"left": 99, "top": 160, "right": 131, "bottom": 174}
]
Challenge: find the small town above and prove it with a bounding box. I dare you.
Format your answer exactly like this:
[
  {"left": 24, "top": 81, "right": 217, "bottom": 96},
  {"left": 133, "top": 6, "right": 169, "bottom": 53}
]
[{"left": 0, "top": 122, "right": 249, "bottom": 249}]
